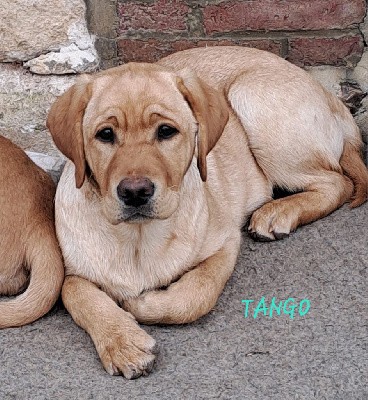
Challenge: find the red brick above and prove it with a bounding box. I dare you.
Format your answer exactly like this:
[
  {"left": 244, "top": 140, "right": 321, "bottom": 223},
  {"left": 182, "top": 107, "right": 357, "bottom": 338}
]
[
  {"left": 118, "top": 38, "right": 283, "bottom": 63},
  {"left": 118, "top": 39, "right": 172, "bottom": 63},
  {"left": 118, "top": 0, "right": 189, "bottom": 34},
  {"left": 288, "top": 35, "right": 364, "bottom": 67},
  {"left": 204, "top": 0, "right": 366, "bottom": 34},
  {"left": 168, "top": 39, "right": 282, "bottom": 57}
]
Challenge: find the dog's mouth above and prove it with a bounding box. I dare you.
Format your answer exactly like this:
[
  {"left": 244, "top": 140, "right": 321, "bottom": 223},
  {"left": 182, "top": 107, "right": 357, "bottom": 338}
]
[
  {"left": 107, "top": 191, "right": 180, "bottom": 225},
  {"left": 124, "top": 212, "right": 154, "bottom": 223},
  {"left": 117, "top": 206, "right": 156, "bottom": 224}
]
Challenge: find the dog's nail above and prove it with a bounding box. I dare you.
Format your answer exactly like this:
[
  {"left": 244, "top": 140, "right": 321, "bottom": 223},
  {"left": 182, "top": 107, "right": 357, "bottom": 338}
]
[
  {"left": 106, "top": 363, "right": 121, "bottom": 376},
  {"left": 249, "top": 231, "right": 274, "bottom": 242},
  {"left": 273, "top": 231, "right": 289, "bottom": 240},
  {"left": 151, "top": 343, "right": 159, "bottom": 355},
  {"left": 128, "top": 368, "right": 143, "bottom": 380},
  {"left": 144, "top": 358, "right": 156, "bottom": 374}
]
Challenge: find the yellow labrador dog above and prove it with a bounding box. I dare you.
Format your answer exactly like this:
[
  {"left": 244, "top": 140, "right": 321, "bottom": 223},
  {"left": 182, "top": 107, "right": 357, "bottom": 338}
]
[
  {"left": 0, "top": 135, "right": 64, "bottom": 328},
  {"left": 47, "top": 46, "right": 368, "bottom": 378}
]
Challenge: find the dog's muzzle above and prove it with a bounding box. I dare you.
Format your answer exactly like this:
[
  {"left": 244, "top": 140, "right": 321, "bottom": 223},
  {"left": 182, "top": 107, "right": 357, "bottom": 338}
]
[{"left": 116, "top": 177, "right": 155, "bottom": 222}]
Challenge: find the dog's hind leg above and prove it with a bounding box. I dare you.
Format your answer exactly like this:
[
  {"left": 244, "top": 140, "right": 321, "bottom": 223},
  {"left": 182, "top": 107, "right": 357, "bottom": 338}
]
[
  {"left": 228, "top": 69, "right": 367, "bottom": 240},
  {"left": 124, "top": 232, "right": 241, "bottom": 324},
  {"left": 248, "top": 170, "right": 353, "bottom": 241}
]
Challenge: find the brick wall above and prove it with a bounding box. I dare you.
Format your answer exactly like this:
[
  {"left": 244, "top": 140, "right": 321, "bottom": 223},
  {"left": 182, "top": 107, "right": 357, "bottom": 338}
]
[{"left": 116, "top": 0, "right": 366, "bottom": 67}]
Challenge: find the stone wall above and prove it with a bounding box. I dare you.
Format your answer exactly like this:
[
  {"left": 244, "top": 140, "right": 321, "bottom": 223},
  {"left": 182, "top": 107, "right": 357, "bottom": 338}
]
[
  {"left": 1, "top": 0, "right": 368, "bottom": 174},
  {"left": 0, "top": 0, "right": 99, "bottom": 174}
]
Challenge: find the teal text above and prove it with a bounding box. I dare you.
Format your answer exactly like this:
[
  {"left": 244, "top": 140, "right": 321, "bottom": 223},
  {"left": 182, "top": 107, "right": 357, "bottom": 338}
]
[{"left": 242, "top": 296, "right": 311, "bottom": 319}]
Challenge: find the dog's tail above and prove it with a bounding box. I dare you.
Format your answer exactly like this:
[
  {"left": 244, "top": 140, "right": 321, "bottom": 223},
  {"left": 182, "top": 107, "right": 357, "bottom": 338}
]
[
  {"left": 340, "top": 139, "right": 368, "bottom": 208},
  {"left": 0, "top": 227, "right": 64, "bottom": 328}
]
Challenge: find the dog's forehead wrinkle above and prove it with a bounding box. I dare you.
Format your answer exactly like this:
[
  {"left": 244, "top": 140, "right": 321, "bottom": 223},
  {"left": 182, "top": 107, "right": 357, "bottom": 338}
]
[
  {"left": 96, "top": 108, "right": 125, "bottom": 126},
  {"left": 98, "top": 99, "right": 190, "bottom": 137},
  {"left": 84, "top": 103, "right": 127, "bottom": 136},
  {"left": 89, "top": 71, "right": 193, "bottom": 133}
]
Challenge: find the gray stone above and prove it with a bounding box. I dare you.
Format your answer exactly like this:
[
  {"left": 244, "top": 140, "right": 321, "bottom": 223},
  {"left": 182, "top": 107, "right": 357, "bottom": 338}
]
[
  {"left": 0, "top": 0, "right": 99, "bottom": 75},
  {"left": 352, "top": 96, "right": 368, "bottom": 144},
  {"left": 24, "top": 43, "right": 99, "bottom": 75},
  {"left": 1, "top": 0, "right": 85, "bottom": 62},
  {"left": 349, "top": 50, "right": 368, "bottom": 93},
  {"left": 359, "top": 11, "right": 368, "bottom": 42},
  {"left": 86, "top": 0, "right": 119, "bottom": 69},
  {"left": 0, "top": 63, "right": 74, "bottom": 156},
  {"left": 26, "top": 151, "right": 65, "bottom": 183},
  {"left": 86, "top": 0, "right": 118, "bottom": 40}
]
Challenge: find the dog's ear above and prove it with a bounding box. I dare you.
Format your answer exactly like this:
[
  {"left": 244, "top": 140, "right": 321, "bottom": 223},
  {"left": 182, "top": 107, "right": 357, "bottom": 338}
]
[
  {"left": 176, "top": 69, "right": 229, "bottom": 181},
  {"left": 47, "top": 75, "right": 92, "bottom": 188}
]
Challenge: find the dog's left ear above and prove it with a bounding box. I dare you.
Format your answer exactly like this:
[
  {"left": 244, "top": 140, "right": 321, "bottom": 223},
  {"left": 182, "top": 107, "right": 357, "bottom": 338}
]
[{"left": 176, "top": 69, "right": 229, "bottom": 181}]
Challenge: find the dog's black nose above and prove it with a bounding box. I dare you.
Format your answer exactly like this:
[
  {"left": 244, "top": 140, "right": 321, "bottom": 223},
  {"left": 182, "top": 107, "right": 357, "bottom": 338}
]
[{"left": 117, "top": 177, "right": 155, "bottom": 207}]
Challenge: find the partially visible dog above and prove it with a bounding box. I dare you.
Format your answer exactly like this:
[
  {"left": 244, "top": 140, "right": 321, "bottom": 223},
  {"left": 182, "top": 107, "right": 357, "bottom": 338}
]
[
  {"left": 47, "top": 46, "right": 368, "bottom": 378},
  {"left": 0, "top": 135, "right": 64, "bottom": 328}
]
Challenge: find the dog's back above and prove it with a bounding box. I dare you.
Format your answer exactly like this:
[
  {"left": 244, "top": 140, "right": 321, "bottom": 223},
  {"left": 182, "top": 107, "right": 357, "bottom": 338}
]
[{"left": 0, "top": 135, "right": 64, "bottom": 328}]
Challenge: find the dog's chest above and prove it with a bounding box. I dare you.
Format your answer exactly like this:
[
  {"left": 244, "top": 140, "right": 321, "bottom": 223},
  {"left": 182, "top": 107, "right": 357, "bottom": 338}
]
[
  {"left": 58, "top": 203, "right": 204, "bottom": 301},
  {"left": 99, "top": 225, "right": 198, "bottom": 300}
]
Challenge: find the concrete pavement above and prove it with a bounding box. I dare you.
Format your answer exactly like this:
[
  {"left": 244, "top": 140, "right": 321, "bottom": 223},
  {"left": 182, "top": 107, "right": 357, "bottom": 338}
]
[{"left": 1, "top": 204, "right": 367, "bottom": 399}]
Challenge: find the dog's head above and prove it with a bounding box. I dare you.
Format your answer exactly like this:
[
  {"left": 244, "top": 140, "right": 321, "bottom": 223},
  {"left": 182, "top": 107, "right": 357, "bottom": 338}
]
[{"left": 47, "top": 63, "right": 229, "bottom": 224}]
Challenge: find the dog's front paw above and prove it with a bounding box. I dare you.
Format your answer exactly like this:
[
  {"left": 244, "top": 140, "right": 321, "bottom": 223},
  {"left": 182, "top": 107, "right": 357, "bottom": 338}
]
[
  {"left": 95, "top": 320, "right": 157, "bottom": 379},
  {"left": 249, "top": 201, "right": 298, "bottom": 241},
  {"left": 124, "top": 291, "right": 165, "bottom": 324}
]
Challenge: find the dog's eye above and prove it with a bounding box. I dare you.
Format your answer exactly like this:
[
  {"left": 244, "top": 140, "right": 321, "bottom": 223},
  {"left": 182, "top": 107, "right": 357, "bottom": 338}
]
[
  {"left": 96, "top": 128, "right": 115, "bottom": 144},
  {"left": 157, "top": 125, "right": 179, "bottom": 141}
]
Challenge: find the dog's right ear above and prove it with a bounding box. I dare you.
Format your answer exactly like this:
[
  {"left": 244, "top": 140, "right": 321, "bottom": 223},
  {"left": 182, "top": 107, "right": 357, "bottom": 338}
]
[{"left": 47, "top": 75, "right": 92, "bottom": 188}]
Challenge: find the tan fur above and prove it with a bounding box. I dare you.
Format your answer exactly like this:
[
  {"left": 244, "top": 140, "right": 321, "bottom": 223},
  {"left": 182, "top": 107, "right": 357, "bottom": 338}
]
[
  {"left": 47, "top": 46, "right": 368, "bottom": 378},
  {"left": 340, "top": 141, "right": 368, "bottom": 207},
  {"left": 0, "top": 135, "right": 64, "bottom": 328},
  {"left": 46, "top": 76, "right": 92, "bottom": 189}
]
